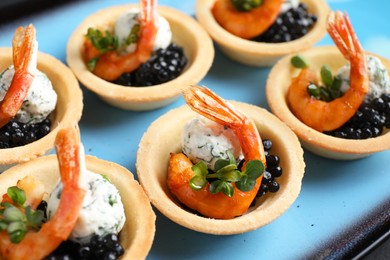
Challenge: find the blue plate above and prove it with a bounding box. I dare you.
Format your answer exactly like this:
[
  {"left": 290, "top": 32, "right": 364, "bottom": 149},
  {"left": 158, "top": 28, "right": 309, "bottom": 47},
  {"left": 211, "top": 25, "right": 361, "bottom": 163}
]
[{"left": 0, "top": 0, "right": 389, "bottom": 259}]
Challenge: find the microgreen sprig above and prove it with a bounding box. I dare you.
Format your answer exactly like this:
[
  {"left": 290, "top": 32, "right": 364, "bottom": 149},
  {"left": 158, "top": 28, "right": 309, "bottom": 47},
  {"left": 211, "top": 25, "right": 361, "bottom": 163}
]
[
  {"left": 290, "top": 55, "right": 309, "bottom": 69},
  {"left": 0, "top": 186, "right": 45, "bottom": 244},
  {"left": 85, "top": 27, "right": 119, "bottom": 71},
  {"left": 189, "top": 151, "right": 264, "bottom": 197}
]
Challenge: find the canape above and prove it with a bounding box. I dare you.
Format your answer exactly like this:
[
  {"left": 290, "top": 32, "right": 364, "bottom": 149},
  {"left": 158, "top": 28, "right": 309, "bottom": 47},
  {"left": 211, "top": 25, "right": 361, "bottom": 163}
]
[
  {"left": 266, "top": 12, "right": 390, "bottom": 159},
  {"left": 67, "top": 1, "right": 214, "bottom": 111},
  {"left": 195, "top": 0, "right": 329, "bottom": 66},
  {"left": 137, "top": 86, "right": 304, "bottom": 234},
  {"left": 0, "top": 128, "right": 155, "bottom": 259},
  {"left": 0, "top": 25, "right": 83, "bottom": 172}
]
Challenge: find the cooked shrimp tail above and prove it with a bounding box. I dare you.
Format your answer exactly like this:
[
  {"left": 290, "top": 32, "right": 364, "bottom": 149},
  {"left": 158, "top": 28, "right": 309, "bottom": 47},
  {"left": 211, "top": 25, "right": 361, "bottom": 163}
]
[
  {"left": 138, "top": 0, "right": 157, "bottom": 62},
  {"left": 0, "top": 24, "right": 37, "bottom": 128},
  {"left": 287, "top": 11, "right": 368, "bottom": 132},
  {"left": 327, "top": 11, "right": 367, "bottom": 94},
  {"left": 0, "top": 127, "right": 86, "bottom": 260}
]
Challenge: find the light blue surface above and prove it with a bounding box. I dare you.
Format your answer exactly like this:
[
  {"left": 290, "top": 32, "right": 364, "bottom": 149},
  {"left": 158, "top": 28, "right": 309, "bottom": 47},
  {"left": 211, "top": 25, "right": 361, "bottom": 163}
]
[{"left": 1, "top": 0, "right": 389, "bottom": 259}]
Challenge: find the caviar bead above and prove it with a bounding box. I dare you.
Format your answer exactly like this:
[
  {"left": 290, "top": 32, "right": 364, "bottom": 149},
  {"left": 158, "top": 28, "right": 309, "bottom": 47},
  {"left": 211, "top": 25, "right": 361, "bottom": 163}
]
[
  {"left": 268, "top": 181, "right": 280, "bottom": 193},
  {"left": 103, "top": 252, "right": 117, "bottom": 260},
  {"left": 262, "top": 171, "right": 273, "bottom": 185},
  {"left": 385, "top": 116, "right": 390, "bottom": 128},
  {"left": 114, "top": 244, "right": 125, "bottom": 257},
  {"left": 103, "top": 234, "right": 119, "bottom": 250},
  {"left": 266, "top": 154, "right": 280, "bottom": 167},
  {"left": 268, "top": 166, "right": 283, "bottom": 178},
  {"left": 91, "top": 234, "right": 104, "bottom": 248},
  {"left": 78, "top": 246, "right": 91, "bottom": 258},
  {"left": 256, "top": 183, "right": 269, "bottom": 197},
  {"left": 262, "top": 139, "right": 273, "bottom": 151}
]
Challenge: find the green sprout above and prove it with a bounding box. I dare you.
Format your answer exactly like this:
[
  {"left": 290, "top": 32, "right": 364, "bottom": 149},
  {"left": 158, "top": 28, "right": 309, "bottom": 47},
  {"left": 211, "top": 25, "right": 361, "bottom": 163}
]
[
  {"left": 85, "top": 27, "right": 119, "bottom": 70},
  {"left": 0, "top": 186, "right": 46, "bottom": 244},
  {"left": 189, "top": 151, "right": 264, "bottom": 197},
  {"left": 290, "top": 55, "right": 309, "bottom": 69}
]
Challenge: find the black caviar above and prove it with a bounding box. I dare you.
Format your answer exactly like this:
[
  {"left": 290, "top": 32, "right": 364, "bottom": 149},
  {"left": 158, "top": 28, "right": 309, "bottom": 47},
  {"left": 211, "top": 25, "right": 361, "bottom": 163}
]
[
  {"left": 113, "top": 43, "right": 187, "bottom": 86},
  {"left": 253, "top": 3, "right": 317, "bottom": 43},
  {"left": 256, "top": 139, "right": 282, "bottom": 198},
  {"left": 45, "top": 233, "right": 124, "bottom": 260},
  {"left": 325, "top": 93, "right": 390, "bottom": 139},
  {"left": 0, "top": 118, "right": 51, "bottom": 149}
]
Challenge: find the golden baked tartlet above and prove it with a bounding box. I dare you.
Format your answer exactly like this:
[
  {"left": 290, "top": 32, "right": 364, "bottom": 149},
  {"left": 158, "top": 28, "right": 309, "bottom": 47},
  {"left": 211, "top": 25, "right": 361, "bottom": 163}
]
[
  {"left": 0, "top": 47, "right": 83, "bottom": 171},
  {"left": 67, "top": 3, "right": 214, "bottom": 111},
  {"left": 0, "top": 146, "right": 155, "bottom": 259},
  {"left": 137, "top": 87, "right": 304, "bottom": 234},
  {"left": 195, "top": 0, "right": 329, "bottom": 67}
]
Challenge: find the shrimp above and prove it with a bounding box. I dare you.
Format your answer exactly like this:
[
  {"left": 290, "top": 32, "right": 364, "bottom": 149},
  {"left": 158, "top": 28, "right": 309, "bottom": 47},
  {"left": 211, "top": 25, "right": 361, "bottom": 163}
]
[
  {"left": 84, "top": 0, "right": 158, "bottom": 81},
  {"left": 287, "top": 11, "right": 369, "bottom": 132},
  {"left": 211, "top": 0, "right": 283, "bottom": 39},
  {"left": 167, "top": 86, "right": 266, "bottom": 219},
  {"left": 0, "top": 24, "right": 37, "bottom": 129},
  {"left": 0, "top": 127, "right": 86, "bottom": 260}
]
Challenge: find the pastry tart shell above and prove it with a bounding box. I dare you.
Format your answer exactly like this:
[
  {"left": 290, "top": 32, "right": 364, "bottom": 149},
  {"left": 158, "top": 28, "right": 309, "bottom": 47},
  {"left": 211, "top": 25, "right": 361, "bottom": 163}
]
[
  {"left": 0, "top": 48, "right": 83, "bottom": 172},
  {"left": 0, "top": 155, "right": 156, "bottom": 260},
  {"left": 195, "top": 0, "right": 329, "bottom": 67},
  {"left": 266, "top": 46, "right": 390, "bottom": 160},
  {"left": 67, "top": 4, "right": 214, "bottom": 111},
  {"left": 137, "top": 102, "right": 305, "bottom": 235}
]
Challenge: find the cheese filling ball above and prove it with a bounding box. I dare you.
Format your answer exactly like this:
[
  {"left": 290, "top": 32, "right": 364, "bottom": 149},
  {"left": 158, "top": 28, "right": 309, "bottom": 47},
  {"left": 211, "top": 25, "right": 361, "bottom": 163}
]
[
  {"left": 47, "top": 170, "right": 126, "bottom": 244},
  {"left": 182, "top": 116, "right": 243, "bottom": 171}
]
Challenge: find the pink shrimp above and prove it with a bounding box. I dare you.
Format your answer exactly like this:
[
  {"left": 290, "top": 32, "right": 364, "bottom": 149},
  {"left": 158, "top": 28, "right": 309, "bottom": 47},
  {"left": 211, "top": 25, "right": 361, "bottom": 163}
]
[
  {"left": 0, "top": 127, "right": 86, "bottom": 260},
  {"left": 167, "top": 86, "right": 266, "bottom": 219},
  {"left": 287, "top": 11, "right": 369, "bottom": 132},
  {"left": 211, "top": 0, "right": 283, "bottom": 39},
  {"left": 84, "top": 0, "right": 158, "bottom": 81},
  {"left": 0, "top": 24, "right": 36, "bottom": 128}
]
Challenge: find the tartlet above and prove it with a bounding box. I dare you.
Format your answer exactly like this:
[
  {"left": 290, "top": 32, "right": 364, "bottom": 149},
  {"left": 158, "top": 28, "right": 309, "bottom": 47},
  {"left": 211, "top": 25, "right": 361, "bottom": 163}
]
[
  {"left": 195, "top": 0, "right": 329, "bottom": 67},
  {"left": 137, "top": 101, "right": 305, "bottom": 235},
  {"left": 67, "top": 4, "right": 214, "bottom": 111},
  {"left": 0, "top": 48, "right": 83, "bottom": 171},
  {"left": 0, "top": 154, "right": 156, "bottom": 260},
  {"left": 266, "top": 46, "right": 390, "bottom": 160}
]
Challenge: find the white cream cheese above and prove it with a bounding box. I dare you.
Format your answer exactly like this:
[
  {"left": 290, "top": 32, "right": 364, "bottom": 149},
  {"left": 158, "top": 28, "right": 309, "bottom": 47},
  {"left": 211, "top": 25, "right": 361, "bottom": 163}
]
[
  {"left": 182, "top": 116, "right": 243, "bottom": 171},
  {"left": 0, "top": 66, "right": 57, "bottom": 124},
  {"left": 281, "top": 0, "right": 299, "bottom": 13},
  {"left": 115, "top": 8, "right": 172, "bottom": 55},
  {"left": 336, "top": 55, "right": 390, "bottom": 100},
  {"left": 47, "top": 169, "right": 126, "bottom": 244}
]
